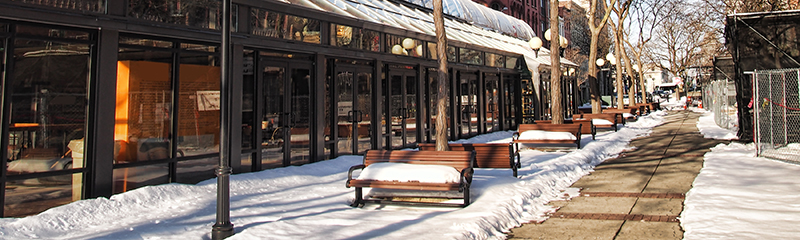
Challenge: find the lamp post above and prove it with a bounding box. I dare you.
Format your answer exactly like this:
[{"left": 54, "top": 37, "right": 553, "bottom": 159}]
[
  {"left": 605, "top": 52, "right": 618, "bottom": 107},
  {"left": 212, "top": 0, "right": 234, "bottom": 239}
]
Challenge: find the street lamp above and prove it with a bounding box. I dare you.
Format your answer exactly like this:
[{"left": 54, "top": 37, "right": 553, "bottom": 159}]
[
  {"left": 213, "top": 0, "right": 234, "bottom": 239},
  {"left": 528, "top": 37, "right": 542, "bottom": 58}
]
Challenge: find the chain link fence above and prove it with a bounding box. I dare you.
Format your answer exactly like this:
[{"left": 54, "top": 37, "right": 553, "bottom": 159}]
[
  {"left": 704, "top": 80, "right": 739, "bottom": 130},
  {"left": 753, "top": 68, "right": 800, "bottom": 163}
]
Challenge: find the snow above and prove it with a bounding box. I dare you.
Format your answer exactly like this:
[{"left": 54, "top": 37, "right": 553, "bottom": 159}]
[
  {"left": 2, "top": 107, "right": 798, "bottom": 239},
  {"left": 355, "top": 162, "right": 462, "bottom": 183},
  {"left": 517, "top": 130, "right": 576, "bottom": 140},
  {"left": 682, "top": 108, "right": 800, "bottom": 239}
]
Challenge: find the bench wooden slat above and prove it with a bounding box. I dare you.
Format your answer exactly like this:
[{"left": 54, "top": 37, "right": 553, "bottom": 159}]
[
  {"left": 417, "top": 143, "right": 520, "bottom": 177},
  {"left": 513, "top": 123, "right": 582, "bottom": 149},
  {"left": 346, "top": 150, "right": 475, "bottom": 208},
  {"left": 573, "top": 113, "right": 621, "bottom": 132}
]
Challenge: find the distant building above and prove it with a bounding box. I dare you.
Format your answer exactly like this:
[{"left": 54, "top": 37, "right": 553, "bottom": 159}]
[{"left": 473, "top": 0, "right": 550, "bottom": 40}]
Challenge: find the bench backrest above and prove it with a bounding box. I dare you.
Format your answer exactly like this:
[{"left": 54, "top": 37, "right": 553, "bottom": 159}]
[
  {"left": 363, "top": 150, "right": 474, "bottom": 172},
  {"left": 518, "top": 123, "right": 582, "bottom": 133},
  {"left": 533, "top": 120, "right": 594, "bottom": 134},
  {"left": 573, "top": 113, "right": 618, "bottom": 124},
  {"left": 417, "top": 143, "right": 513, "bottom": 168}
]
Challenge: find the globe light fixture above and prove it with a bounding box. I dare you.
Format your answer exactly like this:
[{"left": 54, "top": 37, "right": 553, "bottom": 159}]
[
  {"left": 391, "top": 44, "right": 404, "bottom": 55},
  {"left": 528, "top": 37, "right": 543, "bottom": 58},
  {"left": 559, "top": 36, "right": 568, "bottom": 48},
  {"left": 596, "top": 58, "right": 605, "bottom": 67},
  {"left": 606, "top": 52, "right": 616, "bottom": 65},
  {"left": 415, "top": 44, "right": 423, "bottom": 56},
  {"left": 402, "top": 38, "right": 415, "bottom": 50},
  {"left": 544, "top": 29, "right": 552, "bottom": 41}
]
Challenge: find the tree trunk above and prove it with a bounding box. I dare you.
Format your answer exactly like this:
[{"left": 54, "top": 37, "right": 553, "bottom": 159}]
[
  {"left": 433, "top": 0, "right": 449, "bottom": 151},
  {"left": 588, "top": 32, "right": 602, "bottom": 114},
  {"left": 550, "top": 0, "right": 563, "bottom": 124}
]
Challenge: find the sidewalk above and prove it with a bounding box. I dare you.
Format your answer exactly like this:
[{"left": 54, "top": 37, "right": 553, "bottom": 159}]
[{"left": 507, "top": 110, "right": 730, "bottom": 239}]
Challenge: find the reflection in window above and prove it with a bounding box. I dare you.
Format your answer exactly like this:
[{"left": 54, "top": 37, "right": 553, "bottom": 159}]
[
  {"left": 8, "top": 39, "right": 88, "bottom": 174},
  {"left": 8, "top": 0, "right": 105, "bottom": 13},
  {"left": 485, "top": 53, "right": 505, "bottom": 68},
  {"left": 386, "top": 35, "right": 422, "bottom": 57},
  {"left": 177, "top": 49, "right": 221, "bottom": 157},
  {"left": 116, "top": 43, "right": 174, "bottom": 163},
  {"left": 506, "top": 56, "right": 519, "bottom": 69},
  {"left": 447, "top": 46, "right": 457, "bottom": 62},
  {"left": 250, "top": 8, "right": 321, "bottom": 44},
  {"left": 4, "top": 25, "right": 92, "bottom": 217},
  {"left": 330, "top": 24, "right": 380, "bottom": 52},
  {"left": 459, "top": 48, "right": 483, "bottom": 65},
  {"left": 128, "top": 0, "right": 222, "bottom": 30},
  {"left": 113, "top": 165, "right": 169, "bottom": 194}
]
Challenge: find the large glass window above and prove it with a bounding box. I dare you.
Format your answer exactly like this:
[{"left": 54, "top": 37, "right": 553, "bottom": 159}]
[
  {"left": 427, "top": 43, "right": 457, "bottom": 62},
  {"left": 128, "top": 0, "right": 222, "bottom": 30},
  {"left": 7, "top": 0, "right": 105, "bottom": 13},
  {"left": 4, "top": 24, "right": 92, "bottom": 217},
  {"left": 506, "top": 56, "right": 519, "bottom": 69},
  {"left": 330, "top": 24, "right": 380, "bottom": 52},
  {"left": 485, "top": 53, "right": 505, "bottom": 68},
  {"left": 250, "top": 8, "right": 321, "bottom": 44},
  {"left": 460, "top": 48, "right": 483, "bottom": 65}
]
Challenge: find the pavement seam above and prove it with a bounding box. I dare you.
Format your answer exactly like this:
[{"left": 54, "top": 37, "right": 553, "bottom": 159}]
[
  {"left": 549, "top": 212, "right": 680, "bottom": 222},
  {"left": 580, "top": 192, "right": 685, "bottom": 199}
]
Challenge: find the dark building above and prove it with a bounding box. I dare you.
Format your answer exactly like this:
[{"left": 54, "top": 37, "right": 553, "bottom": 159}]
[
  {"left": 473, "top": 0, "right": 550, "bottom": 42},
  {"left": 0, "top": 0, "right": 569, "bottom": 217}
]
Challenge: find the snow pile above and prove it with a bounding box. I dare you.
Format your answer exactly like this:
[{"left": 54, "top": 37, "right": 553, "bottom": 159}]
[{"left": 0, "top": 113, "right": 665, "bottom": 239}]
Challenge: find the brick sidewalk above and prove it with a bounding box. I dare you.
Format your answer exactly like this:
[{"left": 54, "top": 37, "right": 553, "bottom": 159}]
[{"left": 507, "top": 110, "right": 730, "bottom": 240}]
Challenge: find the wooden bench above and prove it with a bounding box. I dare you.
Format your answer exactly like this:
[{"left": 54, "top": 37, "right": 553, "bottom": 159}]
[
  {"left": 534, "top": 119, "right": 597, "bottom": 140},
  {"left": 346, "top": 150, "right": 475, "bottom": 207},
  {"left": 573, "top": 113, "right": 621, "bottom": 132},
  {"left": 418, "top": 142, "right": 520, "bottom": 177},
  {"left": 512, "top": 123, "right": 582, "bottom": 149},
  {"left": 602, "top": 108, "right": 637, "bottom": 122}
]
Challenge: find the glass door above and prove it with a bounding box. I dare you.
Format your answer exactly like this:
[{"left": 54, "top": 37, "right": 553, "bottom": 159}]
[
  {"left": 386, "top": 67, "right": 417, "bottom": 149},
  {"left": 484, "top": 74, "right": 499, "bottom": 132},
  {"left": 333, "top": 65, "right": 372, "bottom": 155},
  {"left": 259, "top": 59, "right": 312, "bottom": 167},
  {"left": 458, "top": 72, "right": 478, "bottom": 138}
]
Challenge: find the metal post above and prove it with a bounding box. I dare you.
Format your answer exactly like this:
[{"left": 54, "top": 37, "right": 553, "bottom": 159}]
[{"left": 212, "top": 0, "right": 234, "bottom": 239}]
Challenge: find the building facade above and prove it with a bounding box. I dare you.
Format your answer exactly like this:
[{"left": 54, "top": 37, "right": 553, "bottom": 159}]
[{"left": 1, "top": 0, "right": 543, "bottom": 217}]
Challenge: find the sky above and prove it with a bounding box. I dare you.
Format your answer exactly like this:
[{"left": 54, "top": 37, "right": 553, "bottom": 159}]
[{"left": 2, "top": 99, "right": 798, "bottom": 240}]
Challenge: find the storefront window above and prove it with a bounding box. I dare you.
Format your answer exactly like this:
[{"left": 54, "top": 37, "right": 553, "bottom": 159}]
[
  {"left": 116, "top": 40, "right": 175, "bottom": 164},
  {"left": 427, "top": 43, "right": 457, "bottom": 62},
  {"left": 485, "top": 53, "right": 505, "bottom": 68},
  {"left": 7, "top": 0, "right": 105, "bottom": 13},
  {"left": 250, "top": 8, "right": 321, "bottom": 44},
  {"left": 330, "top": 24, "right": 380, "bottom": 52},
  {"left": 459, "top": 48, "right": 483, "bottom": 65},
  {"left": 506, "top": 56, "right": 519, "bottom": 69},
  {"left": 128, "top": 0, "right": 222, "bottom": 30},
  {"left": 4, "top": 24, "right": 92, "bottom": 217},
  {"left": 177, "top": 48, "right": 221, "bottom": 157}
]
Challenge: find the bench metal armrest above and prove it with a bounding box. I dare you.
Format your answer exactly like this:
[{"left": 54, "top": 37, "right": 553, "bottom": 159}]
[
  {"left": 460, "top": 167, "right": 474, "bottom": 190},
  {"left": 512, "top": 131, "right": 520, "bottom": 140},
  {"left": 346, "top": 164, "right": 366, "bottom": 187}
]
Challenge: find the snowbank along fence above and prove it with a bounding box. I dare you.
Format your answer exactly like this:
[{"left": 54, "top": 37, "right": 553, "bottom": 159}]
[{"left": 753, "top": 68, "right": 800, "bottom": 163}]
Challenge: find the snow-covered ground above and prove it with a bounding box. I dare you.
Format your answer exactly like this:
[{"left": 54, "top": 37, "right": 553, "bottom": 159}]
[
  {"left": 682, "top": 109, "right": 800, "bottom": 239},
  {"left": 2, "top": 104, "right": 798, "bottom": 240}
]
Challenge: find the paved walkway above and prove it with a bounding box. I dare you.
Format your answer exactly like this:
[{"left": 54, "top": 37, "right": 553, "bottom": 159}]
[{"left": 507, "top": 110, "right": 730, "bottom": 240}]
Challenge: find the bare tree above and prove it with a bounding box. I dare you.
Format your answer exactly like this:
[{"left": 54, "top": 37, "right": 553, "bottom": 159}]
[
  {"left": 649, "top": 1, "right": 707, "bottom": 79},
  {"left": 433, "top": 0, "right": 449, "bottom": 151},
  {"left": 609, "top": 0, "right": 633, "bottom": 109},
  {"left": 622, "top": 0, "right": 672, "bottom": 105},
  {"left": 550, "top": 0, "right": 564, "bottom": 124},
  {"left": 586, "top": 0, "right": 618, "bottom": 113}
]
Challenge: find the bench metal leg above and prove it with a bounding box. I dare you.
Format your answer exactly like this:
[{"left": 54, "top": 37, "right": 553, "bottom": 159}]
[
  {"left": 351, "top": 187, "right": 363, "bottom": 207},
  {"left": 463, "top": 187, "right": 470, "bottom": 207}
]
